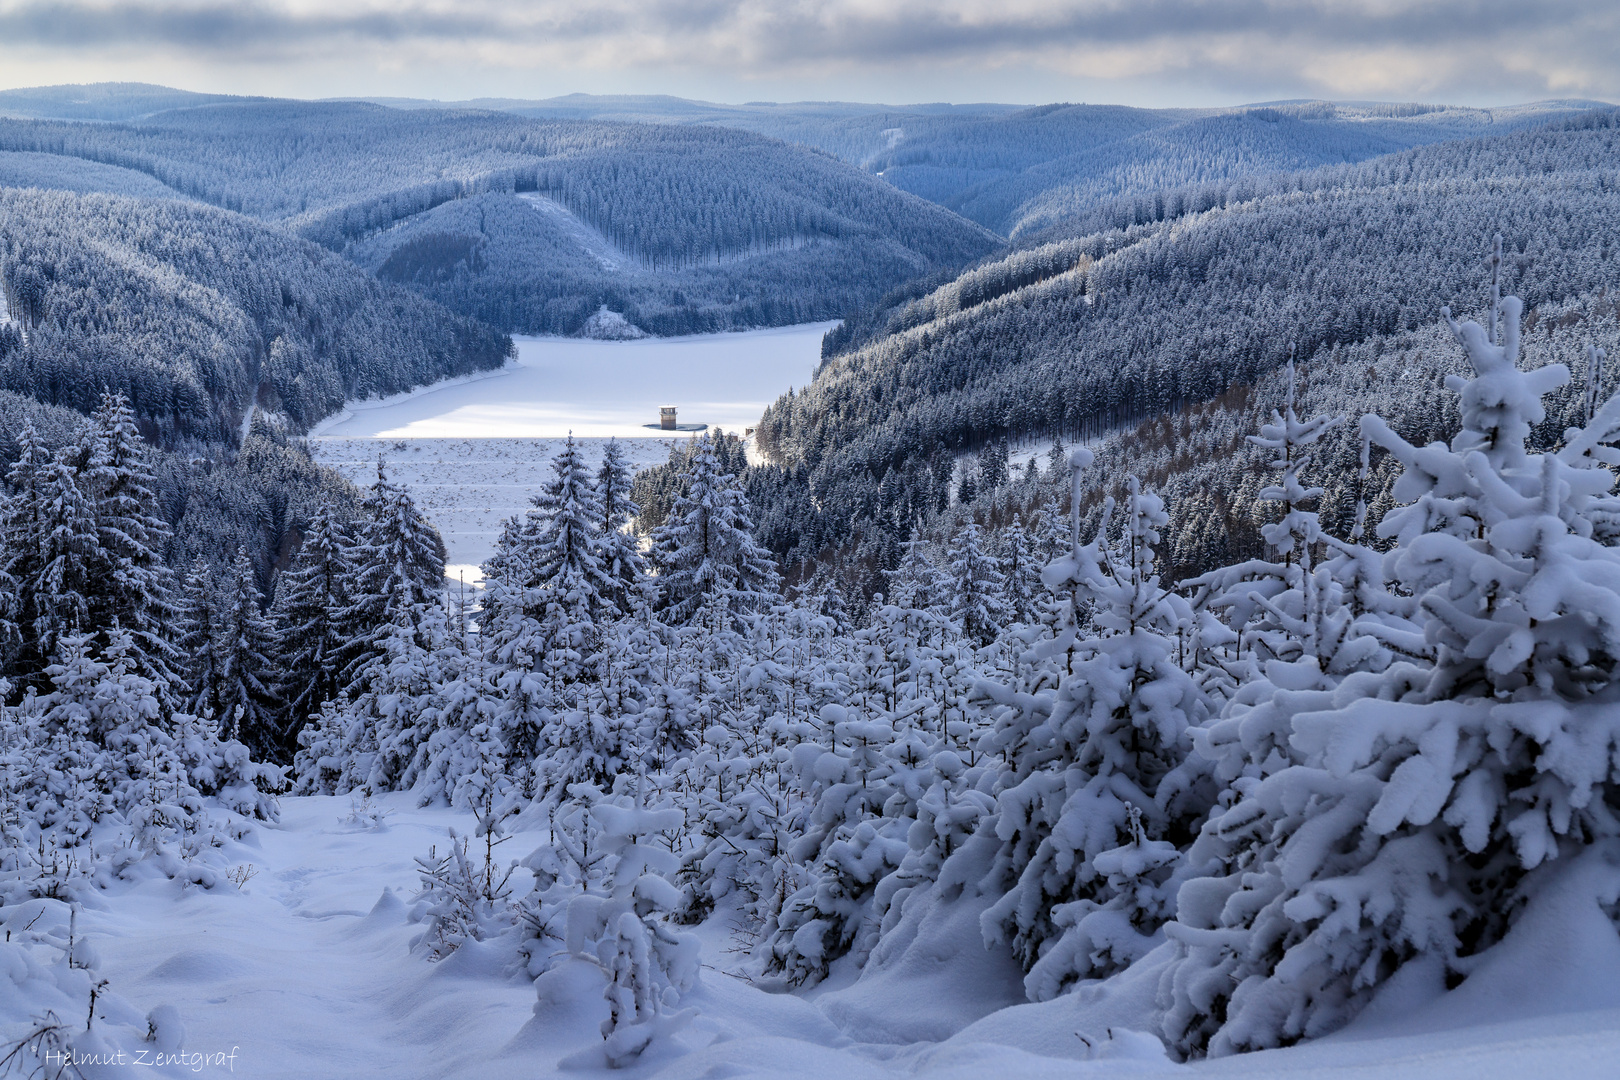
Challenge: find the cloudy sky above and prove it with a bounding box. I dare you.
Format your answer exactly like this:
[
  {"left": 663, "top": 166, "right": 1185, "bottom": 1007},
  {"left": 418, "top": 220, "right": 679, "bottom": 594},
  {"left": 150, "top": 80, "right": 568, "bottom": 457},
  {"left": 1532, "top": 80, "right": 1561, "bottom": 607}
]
[{"left": 1, "top": 0, "right": 1615, "bottom": 107}]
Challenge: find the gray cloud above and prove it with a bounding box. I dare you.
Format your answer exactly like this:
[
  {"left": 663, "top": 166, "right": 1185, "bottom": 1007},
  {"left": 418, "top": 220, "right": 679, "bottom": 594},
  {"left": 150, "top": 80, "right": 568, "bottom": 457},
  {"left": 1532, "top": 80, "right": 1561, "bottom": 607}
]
[{"left": 1, "top": 0, "right": 1616, "bottom": 102}]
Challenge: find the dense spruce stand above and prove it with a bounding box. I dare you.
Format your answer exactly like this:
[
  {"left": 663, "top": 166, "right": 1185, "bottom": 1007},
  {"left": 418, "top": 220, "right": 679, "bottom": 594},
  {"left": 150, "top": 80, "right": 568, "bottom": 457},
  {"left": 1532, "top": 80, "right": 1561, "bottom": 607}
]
[{"left": 5, "top": 240, "right": 1620, "bottom": 1066}]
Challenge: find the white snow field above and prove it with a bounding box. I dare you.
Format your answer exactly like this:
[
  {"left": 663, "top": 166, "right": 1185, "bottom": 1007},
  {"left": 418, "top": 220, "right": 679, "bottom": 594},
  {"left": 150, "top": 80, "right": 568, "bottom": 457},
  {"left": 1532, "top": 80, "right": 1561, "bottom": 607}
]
[
  {"left": 66, "top": 792, "right": 1620, "bottom": 1079},
  {"left": 309, "top": 323, "right": 834, "bottom": 579}
]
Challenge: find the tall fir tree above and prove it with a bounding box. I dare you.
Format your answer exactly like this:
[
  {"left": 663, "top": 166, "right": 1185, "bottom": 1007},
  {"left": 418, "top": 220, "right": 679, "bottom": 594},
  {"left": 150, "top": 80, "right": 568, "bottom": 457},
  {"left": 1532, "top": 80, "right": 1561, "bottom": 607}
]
[
  {"left": 0, "top": 422, "right": 54, "bottom": 689},
  {"left": 79, "top": 393, "right": 182, "bottom": 703},
  {"left": 651, "top": 434, "right": 780, "bottom": 626},
  {"left": 480, "top": 436, "right": 615, "bottom": 695},
  {"left": 956, "top": 458, "right": 978, "bottom": 506},
  {"left": 597, "top": 437, "right": 649, "bottom": 616},
  {"left": 271, "top": 500, "right": 358, "bottom": 742},
  {"left": 523, "top": 434, "right": 613, "bottom": 621},
  {"left": 886, "top": 527, "right": 948, "bottom": 615},
  {"left": 946, "top": 522, "right": 1010, "bottom": 647},
  {"left": 175, "top": 556, "right": 222, "bottom": 721},
  {"left": 213, "top": 547, "right": 282, "bottom": 757},
  {"left": 24, "top": 446, "right": 100, "bottom": 679},
  {"left": 999, "top": 519, "right": 1044, "bottom": 629},
  {"left": 339, "top": 458, "right": 445, "bottom": 692},
  {"left": 977, "top": 437, "right": 1011, "bottom": 493}
]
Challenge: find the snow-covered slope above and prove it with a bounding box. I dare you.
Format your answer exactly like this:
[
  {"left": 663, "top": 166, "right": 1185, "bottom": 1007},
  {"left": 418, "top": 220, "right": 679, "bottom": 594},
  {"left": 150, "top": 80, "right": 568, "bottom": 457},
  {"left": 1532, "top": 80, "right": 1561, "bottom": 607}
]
[
  {"left": 0, "top": 149, "right": 197, "bottom": 201},
  {"left": 69, "top": 791, "right": 1620, "bottom": 1080},
  {"left": 0, "top": 185, "right": 510, "bottom": 451}
]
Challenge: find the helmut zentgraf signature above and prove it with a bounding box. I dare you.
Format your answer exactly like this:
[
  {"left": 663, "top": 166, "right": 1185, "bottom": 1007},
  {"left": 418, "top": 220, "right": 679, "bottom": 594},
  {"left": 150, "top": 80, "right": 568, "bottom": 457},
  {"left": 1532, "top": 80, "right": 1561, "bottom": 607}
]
[{"left": 43, "top": 1046, "right": 241, "bottom": 1073}]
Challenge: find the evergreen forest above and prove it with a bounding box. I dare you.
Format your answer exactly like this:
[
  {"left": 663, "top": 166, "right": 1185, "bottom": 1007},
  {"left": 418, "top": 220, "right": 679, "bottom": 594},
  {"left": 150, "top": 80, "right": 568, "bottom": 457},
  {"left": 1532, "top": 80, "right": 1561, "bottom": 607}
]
[{"left": 2, "top": 82, "right": 1620, "bottom": 1075}]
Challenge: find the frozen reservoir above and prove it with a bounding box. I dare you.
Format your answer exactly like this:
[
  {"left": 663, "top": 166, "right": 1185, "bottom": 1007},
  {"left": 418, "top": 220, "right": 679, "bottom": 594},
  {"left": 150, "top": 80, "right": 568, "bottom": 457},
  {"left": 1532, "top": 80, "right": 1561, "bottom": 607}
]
[{"left": 308, "top": 322, "right": 834, "bottom": 580}]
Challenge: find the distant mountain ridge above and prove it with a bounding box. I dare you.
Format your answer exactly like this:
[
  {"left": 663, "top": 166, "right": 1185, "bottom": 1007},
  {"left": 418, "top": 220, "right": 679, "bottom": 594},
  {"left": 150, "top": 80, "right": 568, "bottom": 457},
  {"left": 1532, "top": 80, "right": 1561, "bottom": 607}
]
[
  {"left": 0, "top": 81, "right": 271, "bottom": 121},
  {"left": 8, "top": 85, "right": 1606, "bottom": 242},
  {"left": 334, "top": 91, "right": 1617, "bottom": 237},
  {"left": 0, "top": 96, "right": 1000, "bottom": 336},
  {"left": 1, "top": 82, "right": 1613, "bottom": 461}
]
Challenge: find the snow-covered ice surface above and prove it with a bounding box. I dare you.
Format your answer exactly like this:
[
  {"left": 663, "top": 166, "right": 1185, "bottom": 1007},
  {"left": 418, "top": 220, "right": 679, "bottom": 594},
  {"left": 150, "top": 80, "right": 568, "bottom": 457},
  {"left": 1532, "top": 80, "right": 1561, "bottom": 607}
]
[
  {"left": 74, "top": 792, "right": 1620, "bottom": 1079},
  {"left": 309, "top": 323, "right": 833, "bottom": 577},
  {"left": 311, "top": 322, "right": 835, "bottom": 441}
]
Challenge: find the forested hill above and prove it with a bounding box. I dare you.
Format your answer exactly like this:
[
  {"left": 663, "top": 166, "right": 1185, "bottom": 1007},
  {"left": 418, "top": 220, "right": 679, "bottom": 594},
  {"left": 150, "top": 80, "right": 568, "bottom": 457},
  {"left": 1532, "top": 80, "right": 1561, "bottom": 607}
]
[
  {"left": 0, "top": 149, "right": 196, "bottom": 201},
  {"left": 0, "top": 81, "right": 266, "bottom": 121},
  {"left": 3, "top": 87, "right": 1600, "bottom": 336},
  {"left": 373, "top": 94, "right": 1026, "bottom": 171},
  {"left": 0, "top": 186, "right": 510, "bottom": 449},
  {"left": 858, "top": 99, "right": 1607, "bottom": 237},
  {"left": 745, "top": 111, "right": 1620, "bottom": 587},
  {"left": 0, "top": 100, "right": 1001, "bottom": 335},
  {"left": 362, "top": 92, "right": 1608, "bottom": 239}
]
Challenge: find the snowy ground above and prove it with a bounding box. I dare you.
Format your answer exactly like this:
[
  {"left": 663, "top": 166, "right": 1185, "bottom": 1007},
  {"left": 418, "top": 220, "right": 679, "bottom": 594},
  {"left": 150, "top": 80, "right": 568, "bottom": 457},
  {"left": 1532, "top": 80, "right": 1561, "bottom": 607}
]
[
  {"left": 309, "top": 323, "right": 833, "bottom": 579},
  {"left": 68, "top": 792, "right": 1620, "bottom": 1079}
]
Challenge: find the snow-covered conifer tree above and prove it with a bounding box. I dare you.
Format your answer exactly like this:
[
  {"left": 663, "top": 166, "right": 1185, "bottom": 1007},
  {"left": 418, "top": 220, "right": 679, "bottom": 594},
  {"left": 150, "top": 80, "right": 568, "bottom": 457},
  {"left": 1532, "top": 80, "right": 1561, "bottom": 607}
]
[
  {"left": 956, "top": 458, "right": 978, "bottom": 505},
  {"left": 318, "top": 602, "right": 452, "bottom": 794},
  {"left": 523, "top": 435, "right": 612, "bottom": 615},
  {"left": 0, "top": 400, "right": 178, "bottom": 715},
  {"left": 506, "top": 435, "right": 618, "bottom": 689},
  {"left": 1034, "top": 498, "right": 1070, "bottom": 564},
  {"left": 1161, "top": 246, "right": 1620, "bottom": 1057},
  {"left": 79, "top": 393, "right": 182, "bottom": 701},
  {"left": 175, "top": 557, "right": 222, "bottom": 721},
  {"left": 212, "top": 548, "right": 282, "bottom": 755},
  {"left": 410, "top": 614, "right": 503, "bottom": 809},
  {"left": 533, "top": 704, "right": 638, "bottom": 810},
  {"left": 999, "top": 519, "right": 1044, "bottom": 629},
  {"left": 9, "top": 442, "right": 99, "bottom": 687},
  {"left": 762, "top": 702, "right": 911, "bottom": 986},
  {"left": 886, "top": 528, "right": 947, "bottom": 615},
  {"left": 596, "top": 437, "right": 649, "bottom": 615},
  {"left": 946, "top": 522, "right": 1010, "bottom": 647},
  {"left": 1, "top": 422, "right": 55, "bottom": 686},
  {"left": 968, "top": 455, "right": 1210, "bottom": 999},
  {"left": 339, "top": 459, "right": 445, "bottom": 692},
  {"left": 536, "top": 800, "right": 700, "bottom": 1066},
  {"left": 271, "top": 501, "right": 357, "bottom": 737},
  {"left": 651, "top": 434, "right": 780, "bottom": 626},
  {"left": 1181, "top": 360, "right": 1420, "bottom": 801},
  {"left": 977, "top": 438, "right": 1011, "bottom": 493}
]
